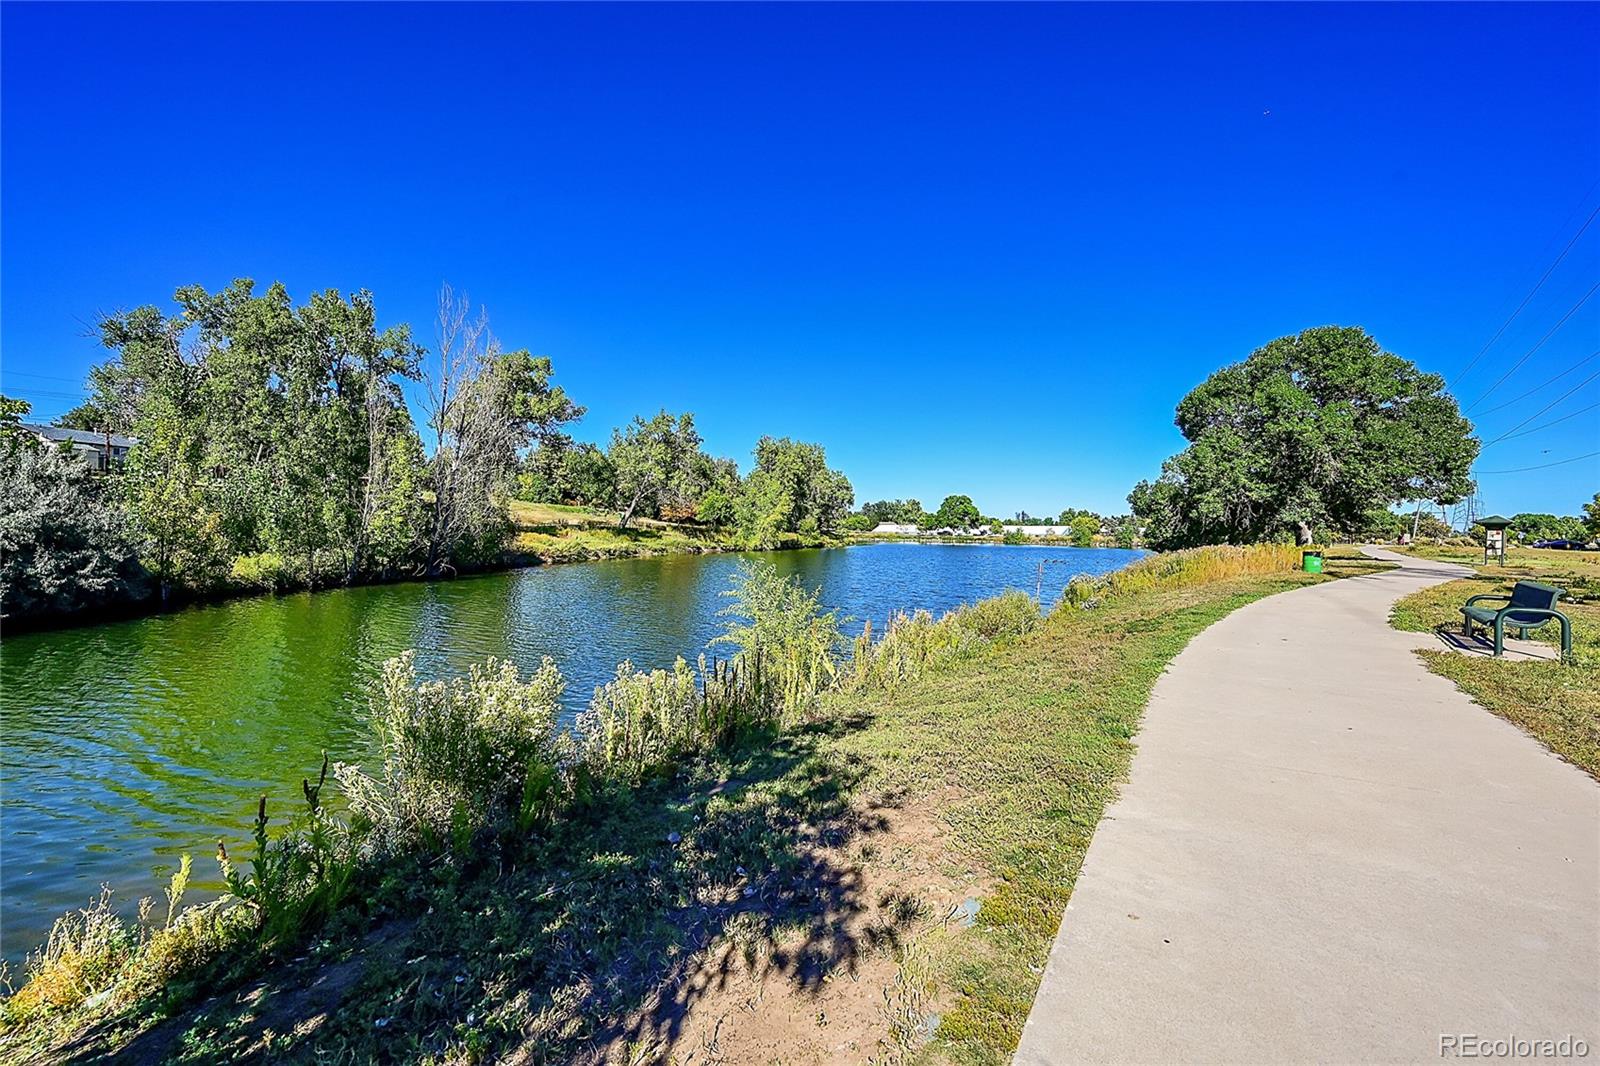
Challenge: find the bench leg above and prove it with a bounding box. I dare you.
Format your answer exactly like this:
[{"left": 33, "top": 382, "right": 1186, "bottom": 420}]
[{"left": 1493, "top": 616, "right": 1505, "bottom": 658}]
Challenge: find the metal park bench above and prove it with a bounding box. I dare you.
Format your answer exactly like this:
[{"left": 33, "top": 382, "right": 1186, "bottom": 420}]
[{"left": 1460, "top": 580, "right": 1572, "bottom": 660}]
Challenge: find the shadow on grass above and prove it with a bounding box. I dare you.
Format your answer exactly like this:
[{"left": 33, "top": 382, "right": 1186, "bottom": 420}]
[{"left": 53, "top": 714, "right": 896, "bottom": 1064}]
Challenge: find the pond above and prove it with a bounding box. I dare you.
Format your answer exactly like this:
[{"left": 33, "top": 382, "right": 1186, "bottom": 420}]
[{"left": 0, "top": 541, "right": 1144, "bottom": 960}]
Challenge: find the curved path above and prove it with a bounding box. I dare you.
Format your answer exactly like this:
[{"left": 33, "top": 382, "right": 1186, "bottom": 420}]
[{"left": 1017, "top": 548, "right": 1598, "bottom": 1063}]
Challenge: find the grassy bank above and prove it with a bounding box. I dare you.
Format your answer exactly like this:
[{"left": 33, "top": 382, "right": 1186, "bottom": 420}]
[
  {"left": 2, "top": 545, "right": 1357, "bottom": 1065},
  {"left": 1389, "top": 545, "right": 1599, "bottom": 779},
  {"left": 508, "top": 500, "right": 833, "bottom": 563}
]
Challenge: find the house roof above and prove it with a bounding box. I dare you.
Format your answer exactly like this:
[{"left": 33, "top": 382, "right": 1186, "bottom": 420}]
[{"left": 24, "top": 424, "right": 137, "bottom": 448}]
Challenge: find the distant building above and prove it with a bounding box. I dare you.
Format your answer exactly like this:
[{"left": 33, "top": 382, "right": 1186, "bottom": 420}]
[
  {"left": 23, "top": 424, "right": 136, "bottom": 472},
  {"left": 870, "top": 522, "right": 921, "bottom": 536},
  {"left": 1001, "top": 524, "right": 1070, "bottom": 538}
]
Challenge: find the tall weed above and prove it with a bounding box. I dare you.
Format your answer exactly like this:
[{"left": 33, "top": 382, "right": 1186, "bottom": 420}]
[
  {"left": 847, "top": 589, "right": 1039, "bottom": 692},
  {"left": 336, "top": 652, "right": 570, "bottom": 856},
  {"left": 219, "top": 756, "right": 357, "bottom": 946},
  {"left": 712, "top": 561, "right": 843, "bottom": 719},
  {"left": 1062, "top": 543, "right": 1302, "bottom": 608}
]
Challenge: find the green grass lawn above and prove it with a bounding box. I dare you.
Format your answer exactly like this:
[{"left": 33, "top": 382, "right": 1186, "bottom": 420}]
[
  {"left": 504, "top": 500, "right": 834, "bottom": 563},
  {"left": 506, "top": 499, "right": 735, "bottom": 562},
  {"left": 1389, "top": 546, "right": 1599, "bottom": 780}
]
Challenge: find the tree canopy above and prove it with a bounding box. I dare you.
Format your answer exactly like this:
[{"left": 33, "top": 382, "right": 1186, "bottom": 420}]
[
  {"left": 609, "top": 411, "right": 704, "bottom": 528},
  {"left": 859, "top": 499, "right": 923, "bottom": 526},
  {"left": 733, "top": 437, "right": 853, "bottom": 546},
  {"left": 1507, "top": 512, "right": 1590, "bottom": 542},
  {"left": 932, "top": 494, "right": 981, "bottom": 530},
  {"left": 1130, "top": 326, "right": 1479, "bottom": 547}
]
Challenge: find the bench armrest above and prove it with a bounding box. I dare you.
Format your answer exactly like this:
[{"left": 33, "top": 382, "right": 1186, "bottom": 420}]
[
  {"left": 1464, "top": 593, "right": 1511, "bottom": 607},
  {"left": 1493, "top": 606, "right": 1568, "bottom": 624}
]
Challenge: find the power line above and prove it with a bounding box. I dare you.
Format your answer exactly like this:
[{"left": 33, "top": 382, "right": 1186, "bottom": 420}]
[
  {"left": 1478, "top": 349, "right": 1600, "bottom": 415},
  {"left": 1477, "top": 450, "right": 1600, "bottom": 475},
  {"left": 1, "top": 386, "right": 90, "bottom": 401},
  {"left": 1450, "top": 196, "right": 1600, "bottom": 387},
  {"left": 1464, "top": 280, "right": 1599, "bottom": 412},
  {"left": 1482, "top": 368, "right": 1600, "bottom": 447},
  {"left": 1490, "top": 398, "right": 1600, "bottom": 444},
  {"left": 0, "top": 370, "right": 90, "bottom": 384}
]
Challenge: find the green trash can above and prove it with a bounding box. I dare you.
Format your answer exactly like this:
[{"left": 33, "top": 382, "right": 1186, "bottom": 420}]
[{"left": 1302, "top": 550, "right": 1324, "bottom": 574}]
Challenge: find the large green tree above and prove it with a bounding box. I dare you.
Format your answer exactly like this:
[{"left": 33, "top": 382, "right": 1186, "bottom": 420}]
[
  {"left": 1130, "top": 326, "right": 1478, "bottom": 547},
  {"left": 608, "top": 410, "right": 704, "bottom": 528},
  {"left": 932, "top": 494, "right": 981, "bottom": 530},
  {"left": 1507, "top": 513, "right": 1589, "bottom": 542},
  {"left": 1068, "top": 514, "right": 1100, "bottom": 546},
  {"left": 93, "top": 280, "right": 427, "bottom": 585},
  {"left": 734, "top": 437, "right": 853, "bottom": 546}
]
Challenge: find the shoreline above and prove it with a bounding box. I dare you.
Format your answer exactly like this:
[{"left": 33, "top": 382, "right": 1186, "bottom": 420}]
[
  {"left": 4, "top": 533, "right": 1144, "bottom": 640},
  {"left": 0, "top": 531, "right": 841, "bottom": 639}
]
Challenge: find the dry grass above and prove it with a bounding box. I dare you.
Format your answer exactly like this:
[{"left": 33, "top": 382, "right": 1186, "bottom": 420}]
[
  {"left": 1396, "top": 543, "right": 1600, "bottom": 582},
  {"left": 1064, "top": 542, "right": 1309, "bottom": 606}
]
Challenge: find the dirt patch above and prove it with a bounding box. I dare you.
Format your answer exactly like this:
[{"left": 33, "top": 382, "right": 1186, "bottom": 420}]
[{"left": 597, "top": 789, "right": 985, "bottom": 1065}]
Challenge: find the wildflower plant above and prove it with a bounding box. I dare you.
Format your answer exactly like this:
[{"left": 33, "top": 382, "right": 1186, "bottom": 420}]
[{"left": 335, "top": 651, "right": 570, "bottom": 856}]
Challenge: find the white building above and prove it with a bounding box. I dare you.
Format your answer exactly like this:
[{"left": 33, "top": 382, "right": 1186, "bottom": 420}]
[
  {"left": 1001, "top": 524, "right": 1070, "bottom": 538},
  {"left": 870, "top": 522, "right": 921, "bottom": 535}
]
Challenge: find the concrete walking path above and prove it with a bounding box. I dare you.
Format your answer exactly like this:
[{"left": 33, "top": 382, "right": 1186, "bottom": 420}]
[{"left": 1016, "top": 548, "right": 1599, "bottom": 1064}]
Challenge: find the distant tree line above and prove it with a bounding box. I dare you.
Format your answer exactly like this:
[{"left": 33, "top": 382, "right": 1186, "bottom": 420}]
[
  {"left": 1503, "top": 512, "right": 1594, "bottom": 543},
  {"left": 1, "top": 280, "right": 853, "bottom": 624}
]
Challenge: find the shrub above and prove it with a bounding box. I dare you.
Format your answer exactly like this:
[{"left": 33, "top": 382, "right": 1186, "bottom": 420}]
[
  {"left": 336, "top": 652, "right": 569, "bottom": 856},
  {"left": 713, "top": 561, "right": 843, "bottom": 719},
  {"left": 1, "top": 888, "right": 138, "bottom": 1022},
  {"left": 0, "top": 444, "right": 148, "bottom": 621},
  {"left": 955, "top": 588, "right": 1040, "bottom": 640},
  {"left": 228, "top": 551, "right": 290, "bottom": 591},
  {"left": 578, "top": 658, "right": 703, "bottom": 782},
  {"left": 578, "top": 653, "right": 771, "bottom": 783},
  {"left": 2, "top": 882, "right": 251, "bottom": 1032}
]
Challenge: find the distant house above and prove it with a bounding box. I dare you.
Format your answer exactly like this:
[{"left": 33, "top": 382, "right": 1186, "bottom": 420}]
[
  {"left": 23, "top": 424, "right": 135, "bottom": 472},
  {"left": 870, "top": 522, "right": 920, "bottom": 536},
  {"left": 1001, "top": 524, "right": 1070, "bottom": 538}
]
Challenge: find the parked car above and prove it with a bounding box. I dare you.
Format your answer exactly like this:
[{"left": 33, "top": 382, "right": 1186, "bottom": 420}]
[{"left": 1530, "top": 538, "right": 1593, "bottom": 550}]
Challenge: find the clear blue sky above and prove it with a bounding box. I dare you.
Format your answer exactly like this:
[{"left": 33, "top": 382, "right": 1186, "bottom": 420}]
[{"left": 3, "top": 2, "right": 1596, "bottom": 518}]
